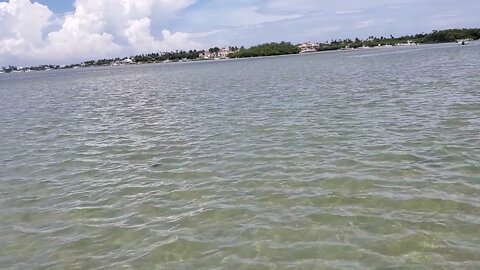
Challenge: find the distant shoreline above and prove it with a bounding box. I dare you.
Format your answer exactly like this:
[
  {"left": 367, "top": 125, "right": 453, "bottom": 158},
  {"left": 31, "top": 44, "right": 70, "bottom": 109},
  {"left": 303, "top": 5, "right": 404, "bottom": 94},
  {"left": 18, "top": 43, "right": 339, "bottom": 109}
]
[
  {"left": 2, "top": 28, "right": 479, "bottom": 74},
  {"left": 0, "top": 42, "right": 475, "bottom": 76}
]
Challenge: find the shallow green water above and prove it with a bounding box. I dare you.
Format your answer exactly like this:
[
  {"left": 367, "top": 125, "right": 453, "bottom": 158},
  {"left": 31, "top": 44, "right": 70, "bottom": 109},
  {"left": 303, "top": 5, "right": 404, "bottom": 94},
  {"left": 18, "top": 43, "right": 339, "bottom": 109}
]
[{"left": 1, "top": 43, "right": 479, "bottom": 269}]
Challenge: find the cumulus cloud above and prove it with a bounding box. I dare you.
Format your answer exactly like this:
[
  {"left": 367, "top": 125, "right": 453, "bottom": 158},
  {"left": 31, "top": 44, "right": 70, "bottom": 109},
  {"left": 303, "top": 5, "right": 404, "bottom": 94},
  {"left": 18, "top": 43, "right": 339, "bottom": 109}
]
[
  {"left": 0, "top": 0, "right": 200, "bottom": 66},
  {"left": 0, "top": 0, "right": 52, "bottom": 55},
  {"left": 124, "top": 18, "right": 199, "bottom": 53}
]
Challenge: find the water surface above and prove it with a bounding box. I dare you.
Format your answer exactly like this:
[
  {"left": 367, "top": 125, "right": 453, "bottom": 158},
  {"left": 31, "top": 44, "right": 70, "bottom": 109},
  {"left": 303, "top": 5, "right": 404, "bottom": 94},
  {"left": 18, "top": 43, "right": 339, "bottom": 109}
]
[{"left": 1, "top": 43, "right": 480, "bottom": 269}]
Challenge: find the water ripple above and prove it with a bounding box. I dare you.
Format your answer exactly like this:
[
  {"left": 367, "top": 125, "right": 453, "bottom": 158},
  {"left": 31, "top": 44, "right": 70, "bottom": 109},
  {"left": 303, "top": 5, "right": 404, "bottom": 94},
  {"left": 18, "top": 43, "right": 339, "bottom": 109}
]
[{"left": 1, "top": 43, "right": 480, "bottom": 269}]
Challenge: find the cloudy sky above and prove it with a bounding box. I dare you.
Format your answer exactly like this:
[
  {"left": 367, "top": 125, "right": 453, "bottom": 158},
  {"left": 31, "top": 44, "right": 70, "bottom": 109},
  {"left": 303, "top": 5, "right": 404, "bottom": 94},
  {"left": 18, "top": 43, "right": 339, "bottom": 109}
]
[{"left": 1, "top": 0, "right": 479, "bottom": 66}]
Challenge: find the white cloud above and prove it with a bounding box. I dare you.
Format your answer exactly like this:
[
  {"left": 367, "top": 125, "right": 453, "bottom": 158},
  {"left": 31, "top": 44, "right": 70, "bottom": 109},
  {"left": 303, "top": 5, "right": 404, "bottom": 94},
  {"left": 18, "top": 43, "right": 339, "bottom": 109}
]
[
  {"left": 124, "top": 18, "right": 200, "bottom": 54},
  {"left": 0, "top": 0, "right": 200, "bottom": 66},
  {"left": 36, "top": 10, "right": 121, "bottom": 61},
  {"left": 0, "top": 0, "right": 52, "bottom": 55},
  {"left": 125, "top": 18, "right": 160, "bottom": 52}
]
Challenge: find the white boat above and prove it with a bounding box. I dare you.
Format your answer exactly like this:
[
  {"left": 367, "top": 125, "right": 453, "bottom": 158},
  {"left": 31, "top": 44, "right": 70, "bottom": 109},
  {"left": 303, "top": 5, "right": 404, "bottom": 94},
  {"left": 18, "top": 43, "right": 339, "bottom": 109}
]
[
  {"left": 458, "top": 40, "right": 469, "bottom": 45},
  {"left": 300, "top": 48, "right": 316, "bottom": 53}
]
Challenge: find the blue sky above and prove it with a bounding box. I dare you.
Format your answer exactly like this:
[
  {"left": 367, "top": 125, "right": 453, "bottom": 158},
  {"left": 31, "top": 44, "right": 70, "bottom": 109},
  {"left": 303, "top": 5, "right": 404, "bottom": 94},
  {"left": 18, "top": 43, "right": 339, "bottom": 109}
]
[
  {"left": 34, "top": 0, "right": 73, "bottom": 13},
  {"left": 1, "top": 0, "right": 479, "bottom": 66}
]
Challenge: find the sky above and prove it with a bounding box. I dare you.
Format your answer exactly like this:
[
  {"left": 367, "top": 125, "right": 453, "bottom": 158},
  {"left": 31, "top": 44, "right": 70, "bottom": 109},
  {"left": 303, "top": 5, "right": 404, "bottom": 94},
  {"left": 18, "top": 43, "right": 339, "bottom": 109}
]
[{"left": 1, "top": 0, "right": 479, "bottom": 66}]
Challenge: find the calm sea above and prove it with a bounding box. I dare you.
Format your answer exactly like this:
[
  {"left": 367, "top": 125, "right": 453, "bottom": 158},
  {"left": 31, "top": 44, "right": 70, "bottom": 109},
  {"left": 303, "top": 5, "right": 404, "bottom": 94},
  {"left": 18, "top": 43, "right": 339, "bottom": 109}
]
[{"left": 1, "top": 43, "right": 479, "bottom": 269}]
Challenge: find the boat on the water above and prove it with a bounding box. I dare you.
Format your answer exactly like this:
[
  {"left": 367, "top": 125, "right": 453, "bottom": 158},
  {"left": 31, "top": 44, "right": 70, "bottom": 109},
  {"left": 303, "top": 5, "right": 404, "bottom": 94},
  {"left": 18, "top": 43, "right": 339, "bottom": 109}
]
[
  {"left": 300, "top": 48, "right": 317, "bottom": 53},
  {"left": 458, "top": 40, "right": 469, "bottom": 45}
]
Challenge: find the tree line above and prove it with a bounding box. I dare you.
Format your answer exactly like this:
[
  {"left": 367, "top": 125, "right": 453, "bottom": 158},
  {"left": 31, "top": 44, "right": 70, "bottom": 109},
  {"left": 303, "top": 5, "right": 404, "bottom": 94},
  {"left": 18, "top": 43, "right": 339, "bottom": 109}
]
[
  {"left": 228, "top": 42, "right": 300, "bottom": 58},
  {"left": 316, "top": 28, "right": 480, "bottom": 51}
]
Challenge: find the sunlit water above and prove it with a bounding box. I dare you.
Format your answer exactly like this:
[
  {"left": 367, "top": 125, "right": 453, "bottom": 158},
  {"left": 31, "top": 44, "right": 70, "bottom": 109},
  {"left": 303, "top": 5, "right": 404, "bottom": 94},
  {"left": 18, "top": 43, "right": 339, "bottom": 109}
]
[{"left": 1, "top": 43, "right": 479, "bottom": 269}]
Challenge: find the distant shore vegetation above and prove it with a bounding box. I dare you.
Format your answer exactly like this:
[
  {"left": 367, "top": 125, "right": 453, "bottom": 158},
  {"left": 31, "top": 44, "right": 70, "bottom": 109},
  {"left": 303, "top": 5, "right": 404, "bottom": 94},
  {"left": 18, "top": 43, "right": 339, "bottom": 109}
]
[
  {"left": 315, "top": 28, "right": 480, "bottom": 51},
  {"left": 228, "top": 42, "right": 300, "bottom": 58},
  {"left": 1, "top": 28, "right": 479, "bottom": 74}
]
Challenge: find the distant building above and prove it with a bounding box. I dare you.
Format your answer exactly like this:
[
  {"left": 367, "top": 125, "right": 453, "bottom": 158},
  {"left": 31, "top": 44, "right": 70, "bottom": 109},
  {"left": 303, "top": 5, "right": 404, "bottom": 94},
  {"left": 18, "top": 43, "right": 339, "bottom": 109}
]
[
  {"left": 298, "top": 42, "right": 318, "bottom": 53},
  {"left": 199, "top": 50, "right": 213, "bottom": 59},
  {"left": 199, "top": 47, "right": 233, "bottom": 59},
  {"left": 218, "top": 48, "right": 231, "bottom": 58}
]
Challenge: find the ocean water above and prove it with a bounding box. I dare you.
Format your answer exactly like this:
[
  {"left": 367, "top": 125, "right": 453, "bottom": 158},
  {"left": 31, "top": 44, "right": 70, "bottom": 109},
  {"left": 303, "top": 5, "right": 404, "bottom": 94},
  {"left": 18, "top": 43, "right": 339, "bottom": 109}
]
[{"left": 1, "top": 43, "right": 479, "bottom": 269}]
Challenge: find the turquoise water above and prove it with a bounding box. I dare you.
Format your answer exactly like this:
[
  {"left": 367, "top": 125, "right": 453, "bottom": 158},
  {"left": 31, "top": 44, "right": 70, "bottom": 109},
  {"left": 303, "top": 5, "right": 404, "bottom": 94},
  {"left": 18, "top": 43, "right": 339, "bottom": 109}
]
[{"left": 1, "top": 43, "right": 479, "bottom": 269}]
